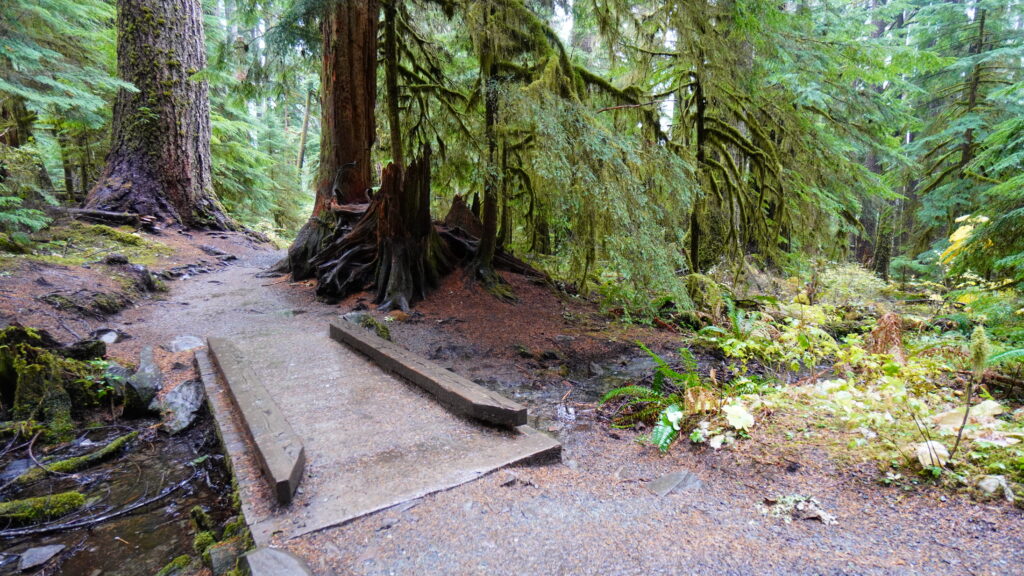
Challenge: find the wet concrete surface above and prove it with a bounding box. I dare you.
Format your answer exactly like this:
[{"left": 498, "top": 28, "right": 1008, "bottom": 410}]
[{"left": 122, "top": 252, "right": 559, "bottom": 547}]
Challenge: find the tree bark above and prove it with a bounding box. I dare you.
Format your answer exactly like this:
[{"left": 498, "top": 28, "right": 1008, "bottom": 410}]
[
  {"left": 282, "top": 0, "right": 379, "bottom": 279},
  {"left": 310, "top": 151, "right": 452, "bottom": 309},
  {"left": 85, "top": 0, "right": 235, "bottom": 230},
  {"left": 383, "top": 0, "right": 404, "bottom": 168},
  {"left": 296, "top": 88, "right": 313, "bottom": 170}
]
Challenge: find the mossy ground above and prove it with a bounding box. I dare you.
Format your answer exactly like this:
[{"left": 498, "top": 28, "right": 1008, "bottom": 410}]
[{"left": 1, "top": 221, "right": 173, "bottom": 268}]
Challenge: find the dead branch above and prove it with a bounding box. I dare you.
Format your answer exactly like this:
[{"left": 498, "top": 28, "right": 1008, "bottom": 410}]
[
  {"left": 52, "top": 207, "right": 142, "bottom": 227},
  {"left": 0, "top": 470, "right": 197, "bottom": 539},
  {"left": 597, "top": 100, "right": 667, "bottom": 113}
]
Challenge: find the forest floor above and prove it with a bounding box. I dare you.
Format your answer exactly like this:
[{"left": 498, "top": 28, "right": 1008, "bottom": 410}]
[{"left": 2, "top": 223, "right": 1023, "bottom": 575}]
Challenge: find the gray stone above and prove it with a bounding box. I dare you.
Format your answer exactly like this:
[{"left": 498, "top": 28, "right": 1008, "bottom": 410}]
[
  {"left": 341, "top": 311, "right": 368, "bottom": 324},
  {"left": 169, "top": 334, "right": 205, "bottom": 353},
  {"left": 91, "top": 328, "right": 125, "bottom": 344},
  {"left": 18, "top": 544, "right": 64, "bottom": 571},
  {"left": 647, "top": 470, "right": 703, "bottom": 497},
  {"left": 125, "top": 346, "right": 162, "bottom": 417},
  {"left": 158, "top": 380, "right": 205, "bottom": 435},
  {"left": 242, "top": 548, "right": 313, "bottom": 576},
  {"left": 207, "top": 536, "right": 246, "bottom": 576},
  {"left": 976, "top": 475, "right": 1015, "bottom": 502}
]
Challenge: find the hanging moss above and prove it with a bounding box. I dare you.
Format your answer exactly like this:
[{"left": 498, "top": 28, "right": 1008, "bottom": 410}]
[{"left": 0, "top": 491, "right": 85, "bottom": 523}]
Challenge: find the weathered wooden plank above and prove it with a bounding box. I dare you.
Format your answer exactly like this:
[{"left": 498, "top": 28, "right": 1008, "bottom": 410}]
[
  {"left": 329, "top": 320, "right": 528, "bottom": 428},
  {"left": 207, "top": 338, "right": 306, "bottom": 505}
]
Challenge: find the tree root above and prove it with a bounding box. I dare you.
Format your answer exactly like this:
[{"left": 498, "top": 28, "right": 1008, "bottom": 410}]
[
  {"left": 0, "top": 469, "right": 197, "bottom": 539},
  {"left": 11, "top": 430, "right": 139, "bottom": 487}
]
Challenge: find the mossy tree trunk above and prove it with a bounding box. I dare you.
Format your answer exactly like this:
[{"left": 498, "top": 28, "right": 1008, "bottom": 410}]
[
  {"left": 85, "top": 0, "right": 234, "bottom": 230},
  {"left": 282, "top": 0, "right": 379, "bottom": 279},
  {"left": 472, "top": 3, "right": 507, "bottom": 291}
]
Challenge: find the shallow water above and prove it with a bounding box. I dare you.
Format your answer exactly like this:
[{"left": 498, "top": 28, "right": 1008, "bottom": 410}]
[{"left": 0, "top": 417, "right": 231, "bottom": 575}]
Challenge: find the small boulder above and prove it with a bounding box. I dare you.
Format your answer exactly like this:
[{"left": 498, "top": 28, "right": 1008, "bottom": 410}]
[
  {"left": 242, "top": 548, "right": 314, "bottom": 576},
  {"left": 976, "top": 475, "right": 1015, "bottom": 502},
  {"left": 647, "top": 470, "right": 703, "bottom": 497},
  {"left": 158, "top": 380, "right": 205, "bottom": 435},
  {"left": 207, "top": 536, "right": 246, "bottom": 576},
  {"left": 103, "top": 254, "right": 130, "bottom": 265},
  {"left": 169, "top": 335, "right": 205, "bottom": 353},
  {"left": 124, "top": 346, "right": 162, "bottom": 417},
  {"left": 18, "top": 544, "right": 65, "bottom": 571}
]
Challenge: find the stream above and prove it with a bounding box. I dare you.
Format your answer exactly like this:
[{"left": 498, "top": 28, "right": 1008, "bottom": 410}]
[{"left": 0, "top": 415, "right": 232, "bottom": 575}]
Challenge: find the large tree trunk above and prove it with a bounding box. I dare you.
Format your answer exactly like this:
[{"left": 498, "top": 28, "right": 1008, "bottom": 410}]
[
  {"left": 311, "top": 151, "right": 452, "bottom": 309},
  {"left": 85, "top": 0, "right": 234, "bottom": 230},
  {"left": 282, "top": 0, "right": 379, "bottom": 279}
]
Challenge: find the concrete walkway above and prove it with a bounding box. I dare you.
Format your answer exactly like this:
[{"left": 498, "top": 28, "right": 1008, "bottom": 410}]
[{"left": 125, "top": 255, "right": 557, "bottom": 545}]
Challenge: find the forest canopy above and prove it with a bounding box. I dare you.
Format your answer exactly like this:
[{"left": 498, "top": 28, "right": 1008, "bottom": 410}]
[{"left": 1, "top": 0, "right": 1022, "bottom": 314}]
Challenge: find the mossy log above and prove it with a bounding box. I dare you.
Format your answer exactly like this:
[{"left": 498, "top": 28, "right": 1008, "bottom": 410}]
[
  {"left": 0, "top": 491, "right": 85, "bottom": 523},
  {"left": 13, "top": 431, "right": 139, "bottom": 486}
]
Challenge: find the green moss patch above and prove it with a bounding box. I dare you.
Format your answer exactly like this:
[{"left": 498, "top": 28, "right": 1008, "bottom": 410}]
[
  {"left": 0, "top": 491, "right": 85, "bottom": 523},
  {"left": 29, "top": 222, "right": 172, "bottom": 267},
  {"left": 0, "top": 325, "right": 112, "bottom": 441}
]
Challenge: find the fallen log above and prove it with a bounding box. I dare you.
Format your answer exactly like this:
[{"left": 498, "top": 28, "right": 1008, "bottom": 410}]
[{"left": 52, "top": 207, "right": 142, "bottom": 226}]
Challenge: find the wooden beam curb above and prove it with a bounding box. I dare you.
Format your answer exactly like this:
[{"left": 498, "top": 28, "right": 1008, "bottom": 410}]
[
  {"left": 329, "top": 320, "right": 528, "bottom": 428},
  {"left": 207, "top": 338, "right": 306, "bottom": 505}
]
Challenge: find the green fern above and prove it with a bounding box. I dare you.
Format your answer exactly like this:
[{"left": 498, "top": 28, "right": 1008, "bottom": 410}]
[{"left": 988, "top": 348, "right": 1024, "bottom": 367}]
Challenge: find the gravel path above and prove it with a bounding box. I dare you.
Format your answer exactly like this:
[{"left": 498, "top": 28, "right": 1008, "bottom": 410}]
[{"left": 116, "top": 243, "right": 1024, "bottom": 575}]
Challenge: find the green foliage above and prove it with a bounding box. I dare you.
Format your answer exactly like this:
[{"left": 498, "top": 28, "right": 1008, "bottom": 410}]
[{"left": 601, "top": 343, "right": 713, "bottom": 451}]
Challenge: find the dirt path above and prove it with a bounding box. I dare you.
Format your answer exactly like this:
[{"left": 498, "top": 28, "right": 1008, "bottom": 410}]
[{"left": 114, "top": 248, "right": 1024, "bottom": 575}]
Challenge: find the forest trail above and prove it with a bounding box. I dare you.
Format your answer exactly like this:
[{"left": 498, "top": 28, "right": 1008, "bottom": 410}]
[
  {"left": 112, "top": 249, "right": 557, "bottom": 547},
  {"left": 115, "top": 252, "right": 1024, "bottom": 575}
]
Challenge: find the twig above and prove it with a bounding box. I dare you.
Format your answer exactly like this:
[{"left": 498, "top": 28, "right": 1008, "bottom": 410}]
[
  {"left": 28, "top": 430, "right": 71, "bottom": 479},
  {"left": 597, "top": 100, "right": 667, "bottom": 113},
  {"left": 0, "top": 470, "right": 197, "bottom": 539},
  {"left": 950, "top": 378, "right": 974, "bottom": 459}
]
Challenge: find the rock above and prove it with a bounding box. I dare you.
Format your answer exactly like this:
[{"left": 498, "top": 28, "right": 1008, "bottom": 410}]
[
  {"left": 90, "top": 328, "right": 130, "bottom": 344},
  {"left": 242, "top": 548, "right": 314, "bottom": 576},
  {"left": 57, "top": 338, "right": 106, "bottom": 360},
  {"left": 128, "top": 264, "right": 158, "bottom": 292},
  {"left": 103, "top": 253, "right": 129, "bottom": 265},
  {"left": 915, "top": 441, "right": 949, "bottom": 468},
  {"left": 158, "top": 380, "right": 205, "bottom": 435},
  {"left": 102, "top": 361, "right": 132, "bottom": 394},
  {"left": 18, "top": 544, "right": 65, "bottom": 571},
  {"left": 169, "top": 334, "right": 205, "bottom": 353},
  {"left": 341, "top": 311, "right": 368, "bottom": 325},
  {"left": 207, "top": 536, "right": 246, "bottom": 576},
  {"left": 124, "top": 346, "right": 162, "bottom": 417},
  {"left": 976, "top": 475, "right": 1015, "bottom": 502},
  {"left": 198, "top": 244, "right": 229, "bottom": 257},
  {"left": 647, "top": 470, "right": 703, "bottom": 497}
]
